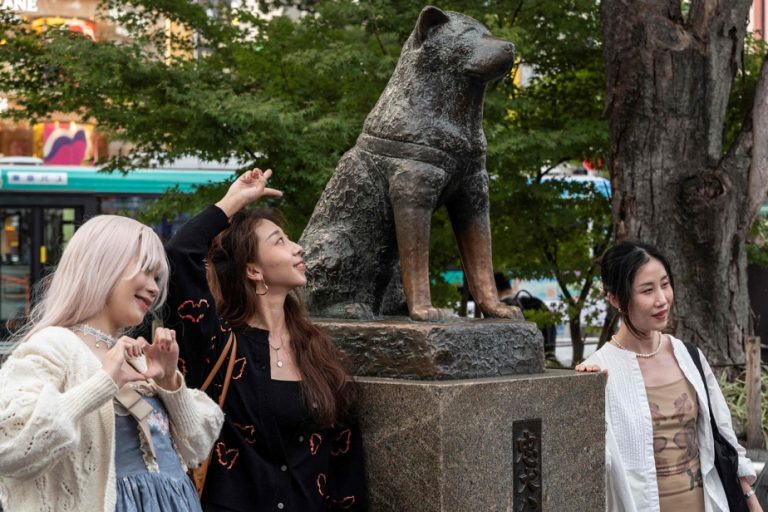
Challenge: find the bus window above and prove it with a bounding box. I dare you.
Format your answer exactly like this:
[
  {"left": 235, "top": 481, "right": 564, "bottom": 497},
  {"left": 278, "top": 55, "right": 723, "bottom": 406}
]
[
  {"left": 0, "top": 209, "right": 31, "bottom": 331},
  {"left": 42, "top": 208, "right": 78, "bottom": 270}
]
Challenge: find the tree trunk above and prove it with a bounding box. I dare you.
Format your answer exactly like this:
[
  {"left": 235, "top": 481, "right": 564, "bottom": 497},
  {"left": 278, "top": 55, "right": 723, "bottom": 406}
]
[
  {"left": 570, "top": 317, "right": 584, "bottom": 365},
  {"left": 602, "top": 0, "right": 768, "bottom": 364}
]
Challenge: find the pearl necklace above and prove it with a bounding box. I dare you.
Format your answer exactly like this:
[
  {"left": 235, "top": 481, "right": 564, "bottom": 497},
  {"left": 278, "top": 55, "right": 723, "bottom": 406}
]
[
  {"left": 74, "top": 323, "right": 117, "bottom": 350},
  {"left": 611, "top": 332, "right": 663, "bottom": 358}
]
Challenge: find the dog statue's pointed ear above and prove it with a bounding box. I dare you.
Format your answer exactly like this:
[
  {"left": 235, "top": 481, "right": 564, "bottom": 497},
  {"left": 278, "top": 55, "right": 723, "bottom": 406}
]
[{"left": 414, "top": 6, "right": 450, "bottom": 45}]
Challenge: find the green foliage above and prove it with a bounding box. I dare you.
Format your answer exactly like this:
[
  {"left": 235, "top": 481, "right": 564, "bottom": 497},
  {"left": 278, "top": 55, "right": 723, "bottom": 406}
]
[
  {"left": 441, "top": 0, "right": 611, "bottom": 326},
  {"left": 748, "top": 214, "right": 768, "bottom": 267},
  {"left": 717, "top": 365, "right": 768, "bottom": 446},
  {"left": 725, "top": 34, "right": 768, "bottom": 154},
  {"left": 492, "top": 176, "right": 612, "bottom": 340},
  {"left": 0, "top": 0, "right": 404, "bottom": 236},
  {"left": 522, "top": 306, "right": 561, "bottom": 332},
  {"left": 482, "top": 0, "right": 611, "bottom": 342},
  {"left": 481, "top": 0, "right": 609, "bottom": 177},
  {"left": 0, "top": 0, "right": 611, "bottom": 328}
]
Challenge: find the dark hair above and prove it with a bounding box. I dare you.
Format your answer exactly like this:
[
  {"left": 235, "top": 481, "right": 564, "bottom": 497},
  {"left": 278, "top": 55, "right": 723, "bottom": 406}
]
[
  {"left": 494, "top": 272, "right": 511, "bottom": 293},
  {"left": 207, "top": 208, "right": 356, "bottom": 427},
  {"left": 600, "top": 240, "right": 674, "bottom": 337}
]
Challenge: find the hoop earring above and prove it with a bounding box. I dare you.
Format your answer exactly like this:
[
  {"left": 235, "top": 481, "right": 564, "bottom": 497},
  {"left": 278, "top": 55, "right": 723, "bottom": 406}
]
[{"left": 255, "top": 280, "right": 269, "bottom": 296}]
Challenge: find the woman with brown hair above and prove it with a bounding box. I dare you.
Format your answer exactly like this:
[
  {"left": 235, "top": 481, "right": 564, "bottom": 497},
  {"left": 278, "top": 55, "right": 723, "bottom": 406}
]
[{"left": 164, "top": 169, "right": 367, "bottom": 512}]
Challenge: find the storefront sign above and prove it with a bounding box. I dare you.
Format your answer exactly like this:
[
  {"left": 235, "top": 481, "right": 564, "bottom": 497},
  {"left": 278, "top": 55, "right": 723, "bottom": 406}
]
[{"left": 1, "top": 0, "right": 39, "bottom": 12}]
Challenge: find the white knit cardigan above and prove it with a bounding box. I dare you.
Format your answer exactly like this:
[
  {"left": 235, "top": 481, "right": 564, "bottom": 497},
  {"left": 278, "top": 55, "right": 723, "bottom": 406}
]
[
  {"left": 585, "top": 335, "right": 756, "bottom": 512},
  {"left": 0, "top": 326, "right": 224, "bottom": 512}
]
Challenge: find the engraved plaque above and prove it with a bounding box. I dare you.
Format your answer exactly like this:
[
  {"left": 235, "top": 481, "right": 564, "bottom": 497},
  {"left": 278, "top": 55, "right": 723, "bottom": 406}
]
[{"left": 513, "top": 419, "right": 542, "bottom": 512}]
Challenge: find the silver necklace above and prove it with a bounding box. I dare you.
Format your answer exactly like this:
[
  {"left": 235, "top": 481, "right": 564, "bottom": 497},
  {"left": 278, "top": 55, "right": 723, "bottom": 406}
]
[
  {"left": 269, "top": 336, "right": 285, "bottom": 368},
  {"left": 611, "top": 331, "right": 663, "bottom": 358},
  {"left": 74, "top": 323, "right": 117, "bottom": 350}
]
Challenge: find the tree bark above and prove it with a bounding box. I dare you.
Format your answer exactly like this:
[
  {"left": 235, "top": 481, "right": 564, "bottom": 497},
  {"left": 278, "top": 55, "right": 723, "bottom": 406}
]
[
  {"left": 602, "top": 0, "right": 768, "bottom": 364},
  {"left": 569, "top": 318, "right": 585, "bottom": 365}
]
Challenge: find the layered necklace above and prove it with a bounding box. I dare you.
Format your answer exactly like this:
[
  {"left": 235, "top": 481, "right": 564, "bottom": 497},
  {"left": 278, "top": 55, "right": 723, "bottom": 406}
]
[
  {"left": 73, "top": 323, "right": 117, "bottom": 350},
  {"left": 269, "top": 335, "right": 286, "bottom": 368},
  {"left": 611, "top": 331, "right": 663, "bottom": 358}
]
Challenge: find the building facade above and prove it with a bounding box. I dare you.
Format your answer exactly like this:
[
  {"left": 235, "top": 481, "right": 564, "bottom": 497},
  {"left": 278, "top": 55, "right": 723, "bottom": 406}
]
[{"left": 0, "top": 0, "right": 120, "bottom": 165}]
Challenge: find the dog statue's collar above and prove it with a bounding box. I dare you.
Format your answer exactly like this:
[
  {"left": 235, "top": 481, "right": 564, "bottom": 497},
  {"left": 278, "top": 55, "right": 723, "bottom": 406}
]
[{"left": 356, "top": 133, "right": 483, "bottom": 171}]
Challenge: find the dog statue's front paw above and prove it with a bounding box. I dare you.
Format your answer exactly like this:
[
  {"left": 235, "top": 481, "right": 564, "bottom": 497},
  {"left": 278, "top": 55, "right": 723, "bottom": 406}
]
[
  {"left": 479, "top": 302, "right": 524, "bottom": 320},
  {"left": 409, "top": 305, "right": 458, "bottom": 322}
]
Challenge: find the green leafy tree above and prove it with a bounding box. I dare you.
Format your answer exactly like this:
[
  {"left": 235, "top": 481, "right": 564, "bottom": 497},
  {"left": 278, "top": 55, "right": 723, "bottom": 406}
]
[
  {"left": 481, "top": 0, "right": 612, "bottom": 364},
  {"left": 0, "top": 0, "right": 404, "bottom": 234},
  {"left": 1, "top": 1, "right": 612, "bottom": 364},
  {"left": 493, "top": 177, "right": 612, "bottom": 364}
]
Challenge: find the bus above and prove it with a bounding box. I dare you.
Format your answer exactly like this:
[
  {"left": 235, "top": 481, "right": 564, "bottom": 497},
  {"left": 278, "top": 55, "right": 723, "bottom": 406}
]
[{"left": 0, "top": 164, "right": 235, "bottom": 340}]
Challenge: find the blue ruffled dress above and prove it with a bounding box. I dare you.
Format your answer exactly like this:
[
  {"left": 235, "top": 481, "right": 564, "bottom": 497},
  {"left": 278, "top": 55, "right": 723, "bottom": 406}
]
[{"left": 114, "top": 395, "right": 202, "bottom": 512}]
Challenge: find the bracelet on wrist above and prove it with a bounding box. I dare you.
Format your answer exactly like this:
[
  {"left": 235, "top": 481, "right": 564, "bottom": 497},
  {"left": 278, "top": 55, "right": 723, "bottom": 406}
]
[{"left": 744, "top": 489, "right": 756, "bottom": 499}]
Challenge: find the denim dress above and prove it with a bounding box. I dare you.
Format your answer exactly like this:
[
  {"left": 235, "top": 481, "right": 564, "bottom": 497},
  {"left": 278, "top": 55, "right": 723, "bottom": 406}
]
[{"left": 114, "top": 395, "right": 202, "bottom": 512}]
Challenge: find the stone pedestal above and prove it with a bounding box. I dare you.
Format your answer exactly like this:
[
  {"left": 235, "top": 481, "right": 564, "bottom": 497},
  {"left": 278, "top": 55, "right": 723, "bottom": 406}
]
[
  {"left": 356, "top": 371, "right": 606, "bottom": 512},
  {"left": 317, "top": 318, "right": 544, "bottom": 379}
]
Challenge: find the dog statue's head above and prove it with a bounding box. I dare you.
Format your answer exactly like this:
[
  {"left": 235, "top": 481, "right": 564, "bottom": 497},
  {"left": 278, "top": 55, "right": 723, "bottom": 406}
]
[{"left": 405, "top": 6, "right": 515, "bottom": 83}]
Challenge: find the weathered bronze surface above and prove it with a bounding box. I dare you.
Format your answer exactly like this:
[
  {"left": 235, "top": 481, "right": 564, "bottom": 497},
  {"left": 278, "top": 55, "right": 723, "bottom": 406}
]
[
  {"left": 317, "top": 317, "right": 544, "bottom": 379},
  {"left": 300, "top": 6, "right": 520, "bottom": 322}
]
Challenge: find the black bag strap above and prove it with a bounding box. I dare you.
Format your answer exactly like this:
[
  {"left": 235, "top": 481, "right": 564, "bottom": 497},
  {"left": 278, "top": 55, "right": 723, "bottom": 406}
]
[
  {"left": 683, "top": 342, "right": 715, "bottom": 423},
  {"left": 513, "top": 289, "right": 534, "bottom": 301},
  {"left": 684, "top": 341, "right": 750, "bottom": 511}
]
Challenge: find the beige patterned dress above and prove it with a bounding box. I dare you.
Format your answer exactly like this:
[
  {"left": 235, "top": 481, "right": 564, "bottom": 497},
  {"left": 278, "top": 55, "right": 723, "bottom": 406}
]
[{"left": 646, "top": 378, "right": 705, "bottom": 511}]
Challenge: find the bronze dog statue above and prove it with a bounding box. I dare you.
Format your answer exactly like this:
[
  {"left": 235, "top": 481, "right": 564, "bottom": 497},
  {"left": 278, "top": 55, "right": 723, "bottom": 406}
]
[{"left": 300, "top": 6, "right": 521, "bottom": 322}]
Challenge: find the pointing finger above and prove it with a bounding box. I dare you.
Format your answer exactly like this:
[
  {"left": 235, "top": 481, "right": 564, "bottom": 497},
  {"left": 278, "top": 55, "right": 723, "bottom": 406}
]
[{"left": 262, "top": 187, "right": 283, "bottom": 198}]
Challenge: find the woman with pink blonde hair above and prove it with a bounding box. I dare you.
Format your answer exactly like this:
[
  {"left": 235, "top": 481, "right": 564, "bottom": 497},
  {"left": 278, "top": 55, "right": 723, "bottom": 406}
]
[{"left": 0, "top": 215, "right": 223, "bottom": 512}]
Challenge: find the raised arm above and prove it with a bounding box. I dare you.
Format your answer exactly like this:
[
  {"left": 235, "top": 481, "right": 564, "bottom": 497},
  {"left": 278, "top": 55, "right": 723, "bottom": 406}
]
[
  {"left": 164, "top": 168, "right": 282, "bottom": 388},
  {"left": 214, "top": 168, "right": 282, "bottom": 217}
]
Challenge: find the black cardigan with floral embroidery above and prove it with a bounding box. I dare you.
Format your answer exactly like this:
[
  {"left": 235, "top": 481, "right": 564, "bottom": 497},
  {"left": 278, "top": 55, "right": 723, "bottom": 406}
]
[{"left": 164, "top": 205, "right": 367, "bottom": 512}]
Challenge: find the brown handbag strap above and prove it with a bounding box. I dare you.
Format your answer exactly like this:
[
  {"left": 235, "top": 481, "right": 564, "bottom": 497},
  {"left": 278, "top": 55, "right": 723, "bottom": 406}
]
[
  {"left": 217, "top": 336, "right": 238, "bottom": 407},
  {"left": 200, "top": 331, "right": 236, "bottom": 396}
]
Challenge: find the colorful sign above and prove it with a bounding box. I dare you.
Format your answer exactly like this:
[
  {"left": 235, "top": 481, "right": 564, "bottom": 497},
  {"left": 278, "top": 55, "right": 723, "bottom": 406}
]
[
  {"left": 33, "top": 122, "right": 96, "bottom": 166},
  {"left": 30, "top": 17, "right": 95, "bottom": 40}
]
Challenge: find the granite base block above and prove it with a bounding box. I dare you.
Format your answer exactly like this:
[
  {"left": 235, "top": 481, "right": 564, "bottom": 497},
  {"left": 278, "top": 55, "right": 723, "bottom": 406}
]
[
  {"left": 356, "top": 371, "right": 605, "bottom": 512},
  {"left": 317, "top": 318, "right": 544, "bottom": 380}
]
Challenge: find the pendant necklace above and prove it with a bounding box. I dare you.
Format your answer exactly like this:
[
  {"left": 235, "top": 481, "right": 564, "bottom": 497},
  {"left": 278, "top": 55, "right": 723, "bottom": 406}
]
[
  {"left": 269, "top": 336, "right": 285, "bottom": 368},
  {"left": 73, "top": 323, "right": 117, "bottom": 350}
]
